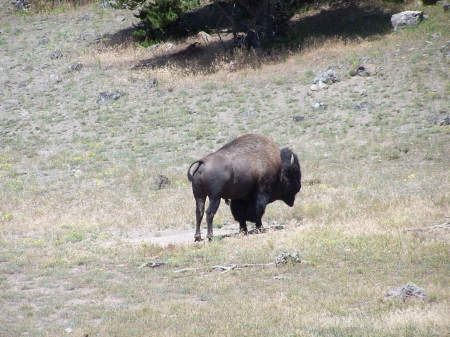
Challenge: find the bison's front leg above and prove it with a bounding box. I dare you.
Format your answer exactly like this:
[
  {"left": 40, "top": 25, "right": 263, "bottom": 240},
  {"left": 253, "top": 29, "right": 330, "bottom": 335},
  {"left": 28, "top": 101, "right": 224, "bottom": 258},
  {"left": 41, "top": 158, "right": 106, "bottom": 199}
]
[
  {"left": 248, "top": 194, "right": 269, "bottom": 232},
  {"left": 205, "top": 197, "right": 221, "bottom": 241}
]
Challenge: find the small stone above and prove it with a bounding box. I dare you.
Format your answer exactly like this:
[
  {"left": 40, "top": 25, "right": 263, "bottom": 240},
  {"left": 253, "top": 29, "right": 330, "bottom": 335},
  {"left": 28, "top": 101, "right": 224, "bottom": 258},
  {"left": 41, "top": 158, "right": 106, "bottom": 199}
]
[
  {"left": 145, "top": 78, "right": 157, "bottom": 88},
  {"left": 50, "top": 50, "right": 63, "bottom": 60},
  {"left": 386, "top": 282, "right": 427, "bottom": 301},
  {"left": 291, "top": 116, "right": 305, "bottom": 122},
  {"left": 428, "top": 114, "right": 450, "bottom": 126},
  {"left": 310, "top": 84, "right": 318, "bottom": 91},
  {"left": 65, "top": 327, "right": 73, "bottom": 333},
  {"left": 68, "top": 63, "right": 83, "bottom": 72},
  {"left": 354, "top": 102, "right": 373, "bottom": 111},
  {"left": 275, "top": 252, "right": 301, "bottom": 266},
  {"left": 152, "top": 174, "right": 170, "bottom": 189},
  {"left": 96, "top": 92, "right": 122, "bottom": 105},
  {"left": 311, "top": 101, "right": 327, "bottom": 110}
]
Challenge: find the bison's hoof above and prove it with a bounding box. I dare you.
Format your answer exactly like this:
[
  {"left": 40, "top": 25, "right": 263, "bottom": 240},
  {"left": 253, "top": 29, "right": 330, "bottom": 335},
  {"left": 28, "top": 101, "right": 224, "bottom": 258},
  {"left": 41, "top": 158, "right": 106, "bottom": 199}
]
[
  {"left": 194, "top": 236, "right": 203, "bottom": 242},
  {"left": 239, "top": 229, "right": 248, "bottom": 235}
]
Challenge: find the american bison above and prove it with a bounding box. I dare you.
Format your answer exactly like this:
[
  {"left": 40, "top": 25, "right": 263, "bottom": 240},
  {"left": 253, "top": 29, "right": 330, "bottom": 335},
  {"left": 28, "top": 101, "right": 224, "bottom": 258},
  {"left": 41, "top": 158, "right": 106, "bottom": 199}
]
[{"left": 187, "top": 134, "right": 301, "bottom": 242}]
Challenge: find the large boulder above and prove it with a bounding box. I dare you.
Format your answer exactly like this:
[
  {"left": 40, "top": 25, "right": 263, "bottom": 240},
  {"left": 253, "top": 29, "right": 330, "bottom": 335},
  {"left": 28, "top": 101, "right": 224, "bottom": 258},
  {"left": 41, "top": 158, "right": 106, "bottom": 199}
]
[{"left": 391, "top": 11, "right": 424, "bottom": 30}]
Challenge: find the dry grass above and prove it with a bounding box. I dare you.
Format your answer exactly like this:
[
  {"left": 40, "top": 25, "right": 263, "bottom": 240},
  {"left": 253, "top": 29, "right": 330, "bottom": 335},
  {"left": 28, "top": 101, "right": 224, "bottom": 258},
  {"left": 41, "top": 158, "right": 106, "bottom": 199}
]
[{"left": 0, "top": 0, "right": 449, "bottom": 336}]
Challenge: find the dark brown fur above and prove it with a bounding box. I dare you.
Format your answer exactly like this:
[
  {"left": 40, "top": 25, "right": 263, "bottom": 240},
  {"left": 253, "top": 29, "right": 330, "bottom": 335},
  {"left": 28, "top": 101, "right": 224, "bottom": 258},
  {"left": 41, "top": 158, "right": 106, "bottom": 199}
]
[{"left": 187, "top": 134, "right": 301, "bottom": 241}]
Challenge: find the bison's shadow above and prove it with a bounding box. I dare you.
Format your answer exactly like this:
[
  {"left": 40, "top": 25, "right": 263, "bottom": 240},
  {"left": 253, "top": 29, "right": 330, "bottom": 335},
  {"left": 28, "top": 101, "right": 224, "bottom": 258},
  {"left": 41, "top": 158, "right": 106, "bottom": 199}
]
[{"left": 214, "top": 225, "right": 285, "bottom": 241}]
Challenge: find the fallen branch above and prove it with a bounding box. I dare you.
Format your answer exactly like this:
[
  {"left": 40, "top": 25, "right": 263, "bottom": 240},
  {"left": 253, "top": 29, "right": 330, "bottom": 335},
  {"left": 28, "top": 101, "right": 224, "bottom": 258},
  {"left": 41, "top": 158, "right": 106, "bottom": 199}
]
[
  {"left": 406, "top": 220, "right": 450, "bottom": 232},
  {"left": 67, "top": 164, "right": 82, "bottom": 175},
  {"left": 212, "top": 262, "right": 275, "bottom": 273},
  {"left": 138, "top": 261, "right": 165, "bottom": 269},
  {"left": 173, "top": 268, "right": 198, "bottom": 273},
  {"left": 212, "top": 264, "right": 237, "bottom": 273}
]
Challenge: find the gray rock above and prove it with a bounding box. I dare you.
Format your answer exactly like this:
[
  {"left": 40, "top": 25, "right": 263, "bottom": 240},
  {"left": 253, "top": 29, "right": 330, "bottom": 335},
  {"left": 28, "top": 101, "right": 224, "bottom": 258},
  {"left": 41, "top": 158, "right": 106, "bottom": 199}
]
[
  {"left": 50, "top": 74, "right": 62, "bottom": 83},
  {"left": 391, "top": 11, "right": 424, "bottom": 30},
  {"left": 311, "top": 101, "right": 327, "bottom": 110},
  {"left": 354, "top": 102, "right": 373, "bottom": 111},
  {"left": 440, "top": 42, "right": 450, "bottom": 59},
  {"left": 437, "top": 1, "right": 450, "bottom": 9},
  {"left": 68, "top": 63, "right": 83, "bottom": 72},
  {"left": 291, "top": 116, "right": 305, "bottom": 122},
  {"left": 313, "top": 69, "right": 340, "bottom": 85},
  {"left": 428, "top": 114, "right": 450, "bottom": 126},
  {"left": 37, "top": 38, "right": 50, "bottom": 45},
  {"left": 12, "top": 0, "right": 28, "bottom": 10},
  {"left": 18, "top": 81, "right": 27, "bottom": 88},
  {"left": 386, "top": 282, "right": 427, "bottom": 301},
  {"left": 145, "top": 78, "right": 157, "bottom": 88},
  {"left": 275, "top": 252, "right": 301, "bottom": 266},
  {"left": 50, "top": 50, "right": 63, "bottom": 60},
  {"left": 240, "top": 110, "right": 259, "bottom": 118},
  {"left": 351, "top": 64, "right": 376, "bottom": 77},
  {"left": 96, "top": 91, "right": 122, "bottom": 105},
  {"left": 35, "top": 63, "right": 49, "bottom": 71},
  {"left": 152, "top": 174, "right": 170, "bottom": 190}
]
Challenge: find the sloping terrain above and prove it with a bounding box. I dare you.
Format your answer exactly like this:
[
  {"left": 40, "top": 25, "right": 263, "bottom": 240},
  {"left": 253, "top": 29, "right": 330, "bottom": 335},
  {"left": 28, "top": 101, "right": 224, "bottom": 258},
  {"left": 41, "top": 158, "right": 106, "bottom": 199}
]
[{"left": 0, "top": 1, "right": 449, "bottom": 336}]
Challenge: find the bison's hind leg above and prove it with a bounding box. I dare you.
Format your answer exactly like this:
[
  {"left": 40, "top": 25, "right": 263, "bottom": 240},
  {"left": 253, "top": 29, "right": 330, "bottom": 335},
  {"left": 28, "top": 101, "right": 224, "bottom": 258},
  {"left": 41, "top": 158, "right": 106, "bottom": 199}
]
[
  {"left": 194, "top": 196, "right": 206, "bottom": 242},
  {"left": 205, "top": 197, "right": 221, "bottom": 240}
]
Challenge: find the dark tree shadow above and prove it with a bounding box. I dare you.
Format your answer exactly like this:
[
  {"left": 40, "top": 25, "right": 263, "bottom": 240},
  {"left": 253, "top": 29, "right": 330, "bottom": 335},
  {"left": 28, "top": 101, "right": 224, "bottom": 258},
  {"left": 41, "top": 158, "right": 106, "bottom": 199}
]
[
  {"left": 102, "top": 2, "right": 395, "bottom": 74},
  {"left": 294, "top": 3, "right": 393, "bottom": 41}
]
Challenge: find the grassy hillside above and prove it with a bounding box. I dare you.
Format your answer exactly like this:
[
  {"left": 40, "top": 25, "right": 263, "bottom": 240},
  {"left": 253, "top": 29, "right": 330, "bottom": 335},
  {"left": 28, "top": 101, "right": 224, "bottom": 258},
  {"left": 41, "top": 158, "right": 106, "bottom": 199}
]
[{"left": 0, "top": 0, "right": 449, "bottom": 335}]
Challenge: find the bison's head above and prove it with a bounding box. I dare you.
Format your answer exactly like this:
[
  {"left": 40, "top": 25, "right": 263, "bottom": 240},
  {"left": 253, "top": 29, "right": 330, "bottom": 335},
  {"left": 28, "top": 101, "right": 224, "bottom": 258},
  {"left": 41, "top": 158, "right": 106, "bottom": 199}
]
[{"left": 277, "top": 148, "right": 301, "bottom": 206}]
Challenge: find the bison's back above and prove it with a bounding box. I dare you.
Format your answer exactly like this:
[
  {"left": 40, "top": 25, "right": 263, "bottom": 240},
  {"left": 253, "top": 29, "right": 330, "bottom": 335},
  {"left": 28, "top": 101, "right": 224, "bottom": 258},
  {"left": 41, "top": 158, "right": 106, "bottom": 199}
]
[{"left": 214, "top": 134, "right": 281, "bottom": 179}]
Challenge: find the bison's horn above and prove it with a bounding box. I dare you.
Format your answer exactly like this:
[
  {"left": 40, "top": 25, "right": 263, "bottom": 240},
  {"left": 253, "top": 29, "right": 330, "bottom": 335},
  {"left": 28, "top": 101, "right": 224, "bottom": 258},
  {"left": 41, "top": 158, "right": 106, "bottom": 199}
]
[{"left": 290, "top": 154, "right": 294, "bottom": 164}]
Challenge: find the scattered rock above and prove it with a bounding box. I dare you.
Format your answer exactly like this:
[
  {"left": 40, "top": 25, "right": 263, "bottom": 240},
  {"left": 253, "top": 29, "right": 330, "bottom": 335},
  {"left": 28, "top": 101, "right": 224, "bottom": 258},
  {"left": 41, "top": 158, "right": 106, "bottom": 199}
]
[
  {"left": 188, "top": 108, "right": 197, "bottom": 114},
  {"left": 145, "top": 78, "right": 157, "bottom": 88},
  {"left": 310, "top": 84, "right": 318, "bottom": 91},
  {"left": 311, "top": 101, "right": 327, "bottom": 110},
  {"left": 68, "top": 63, "right": 83, "bottom": 72},
  {"left": 275, "top": 252, "right": 301, "bottom": 266},
  {"left": 437, "top": 1, "right": 450, "bottom": 10},
  {"left": 428, "top": 114, "right": 450, "bottom": 125},
  {"left": 115, "top": 15, "right": 125, "bottom": 22},
  {"left": 37, "top": 37, "right": 49, "bottom": 45},
  {"left": 152, "top": 174, "right": 170, "bottom": 190},
  {"left": 313, "top": 69, "right": 340, "bottom": 85},
  {"left": 78, "top": 32, "right": 91, "bottom": 41},
  {"left": 18, "top": 81, "right": 27, "bottom": 88},
  {"left": 98, "top": 0, "right": 117, "bottom": 8},
  {"left": 354, "top": 102, "right": 373, "bottom": 111},
  {"left": 239, "top": 110, "right": 259, "bottom": 118},
  {"left": 198, "top": 31, "right": 212, "bottom": 45},
  {"left": 440, "top": 42, "right": 450, "bottom": 59},
  {"left": 391, "top": 11, "right": 424, "bottom": 30},
  {"left": 50, "top": 50, "right": 63, "bottom": 60},
  {"left": 77, "top": 13, "right": 92, "bottom": 21},
  {"left": 291, "top": 116, "right": 305, "bottom": 122},
  {"left": 12, "top": 0, "right": 28, "bottom": 10},
  {"left": 50, "top": 74, "right": 62, "bottom": 83},
  {"left": 35, "top": 63, "right": 49, "bottom": 71},
  {"left": 64, "top": 327, "right": 73, "bottom": 333},
  {"left": 351, "top": 64, "right": 377, "bottom": 77},
  {"left": 386, "top": 282, "right": 427, "bottom": 301},
  {"left": 96, "top": 91, "right": 122, "bottom": 105}
]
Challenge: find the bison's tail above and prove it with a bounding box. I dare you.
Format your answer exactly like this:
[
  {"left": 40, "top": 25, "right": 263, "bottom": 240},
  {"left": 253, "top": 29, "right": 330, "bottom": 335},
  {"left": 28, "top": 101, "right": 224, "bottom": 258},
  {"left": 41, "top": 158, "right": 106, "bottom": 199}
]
[{"left": 187, "top": 160, "right": 203, "bottom": 182}]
